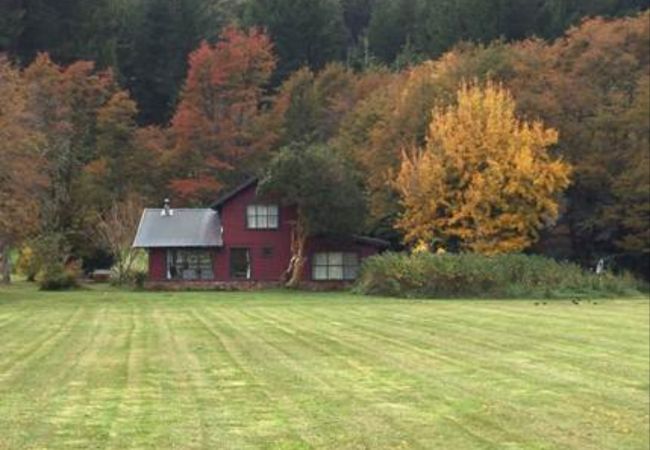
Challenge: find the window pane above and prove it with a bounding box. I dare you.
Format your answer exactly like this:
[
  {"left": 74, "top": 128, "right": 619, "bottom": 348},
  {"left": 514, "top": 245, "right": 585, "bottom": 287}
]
[
  {"left": 313, "top": 266, "right": 328, "bottom": 280},
  {"left": 329, "top": 265, "right": 343, "bottom": 280},
  {"left": 248, "top": 215, "right": 257, "bottom": 228},
  {"left": 328, "top": 252, "right": 343, "bottom": 265},
  {"left": 313, "top": 253, "right": 328, "bottom": 266},
  {"left": 268, "top": 214, "right": 278, "bottom": 228},
  {"left": 343, "top": 253, "right": 358, "bottom": 266},
  {"left": 166, "top": 250, "right": 214, "bottom": 281},
  {"left": 256, "top": 205, "right": 267, "bottom": 216},
  {"left": 344, "top": 266, "right": 358, "bottom": 280},
  {"left": 268, "top": 205, "right": 279, "bottom": 216},
  {"left": 257, "top": 215, "right": 268, "bottom": 228}
]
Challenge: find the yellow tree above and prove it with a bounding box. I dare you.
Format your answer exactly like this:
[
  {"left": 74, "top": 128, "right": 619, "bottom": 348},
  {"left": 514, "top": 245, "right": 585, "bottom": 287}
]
[{"left": 396, "top": 81, "right": 571, "bottom": 254}]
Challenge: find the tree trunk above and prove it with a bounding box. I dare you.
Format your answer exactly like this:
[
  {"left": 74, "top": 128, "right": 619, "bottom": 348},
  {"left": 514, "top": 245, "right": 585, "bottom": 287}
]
[
  {"left": 285, "top": 221, "right": 307, "bottom": 288},
  {"left": 1, "top": 241, "right": 11, "bottom": 284}
]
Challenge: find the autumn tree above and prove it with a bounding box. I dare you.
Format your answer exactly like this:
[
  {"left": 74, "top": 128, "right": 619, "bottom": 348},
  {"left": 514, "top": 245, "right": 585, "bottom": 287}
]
[
  {"left": 169, "top": 25, "right": 276, "bottom": 204},
  {"left": 257, "top": 144, "right": 366, "bottom": 287},
  {"left": 506, "top": 13, "right": 650, "bottom": 269},
  {"left": 396, "top": 82, "right": 571, "bottom": 254},
  {"left": 0, "top": 57, "right": 46, "bottom": 283},
  {"left": 81, "top": 89, "right": 154, "bottom": 210}
]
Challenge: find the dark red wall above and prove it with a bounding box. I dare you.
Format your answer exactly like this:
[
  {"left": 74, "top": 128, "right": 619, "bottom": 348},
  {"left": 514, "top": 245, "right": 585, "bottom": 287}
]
[
  {"left": 148, "top": 248, "right": 167, "bottom": 281},
  {"left": 146, "top": 182, "right": 383, "bottom": 283},
  {"left": 215, "top": 183, "right": 295, "bottom": 282}
]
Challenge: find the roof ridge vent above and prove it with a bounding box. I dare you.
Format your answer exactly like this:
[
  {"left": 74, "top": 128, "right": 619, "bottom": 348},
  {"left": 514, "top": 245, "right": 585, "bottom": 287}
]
[{"left": 161, "top": 198, "right": 174, "bottom": 217}]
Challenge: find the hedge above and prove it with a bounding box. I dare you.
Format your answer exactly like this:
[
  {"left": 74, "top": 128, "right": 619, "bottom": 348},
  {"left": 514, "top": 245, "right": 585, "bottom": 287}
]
[{"left": 354, "top": 252, "right": 646, "bottom": 299}]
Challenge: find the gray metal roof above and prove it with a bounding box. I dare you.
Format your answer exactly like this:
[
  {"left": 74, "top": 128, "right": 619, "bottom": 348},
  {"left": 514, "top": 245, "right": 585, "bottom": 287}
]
[{"left": 132, "top": 209, "right": 223, "bottom": 248}]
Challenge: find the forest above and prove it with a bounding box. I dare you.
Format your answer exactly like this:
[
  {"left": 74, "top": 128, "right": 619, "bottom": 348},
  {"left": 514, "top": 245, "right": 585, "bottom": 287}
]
[{"left": 0, "top": 0, "right": 649, "bottom": 282}]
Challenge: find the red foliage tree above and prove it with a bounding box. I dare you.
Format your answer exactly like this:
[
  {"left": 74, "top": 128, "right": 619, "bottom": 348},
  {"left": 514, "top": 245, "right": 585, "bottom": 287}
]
[{"left": 169, "top": 25, "right": 277, "bottom": 204}]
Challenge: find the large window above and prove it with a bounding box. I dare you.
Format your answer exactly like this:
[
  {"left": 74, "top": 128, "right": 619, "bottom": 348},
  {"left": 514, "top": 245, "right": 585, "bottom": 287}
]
[
  {"left": 246, "top": 204, "right": 279, "bottom": 229},
  {"left": 166, "top": 249, "right": 213, "bottom": 281},
  {"left": 312, "top": 252, "right": 359, "bottom": 281},
  {"left": 230, "top": 248, "right": 251, "bottom": 280}
]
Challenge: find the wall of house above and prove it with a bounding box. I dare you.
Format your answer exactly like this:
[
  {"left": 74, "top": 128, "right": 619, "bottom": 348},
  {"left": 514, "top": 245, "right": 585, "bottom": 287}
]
[
  {"left": 148, "top": 248, "right": 167, "bottom": 281},
  {"left": 215, "top": 183, "right": 296, "bottom": 282},
  {"left": 304, "top": 236, "right": 381, "bottom": 282},
  {"left": 145, "top": 182, "right": 384, "bottom": 284}
]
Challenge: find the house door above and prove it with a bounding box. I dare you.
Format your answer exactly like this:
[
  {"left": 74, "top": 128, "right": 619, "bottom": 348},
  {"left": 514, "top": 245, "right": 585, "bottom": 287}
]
[{"left": 230, "top": 248, "right": 251, "bottom": 280}]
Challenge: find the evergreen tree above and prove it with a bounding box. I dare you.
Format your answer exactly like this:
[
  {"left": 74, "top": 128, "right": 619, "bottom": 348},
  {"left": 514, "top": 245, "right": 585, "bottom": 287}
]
[{"left": 243, "top": 0, "right": 347, "bottom": 81}]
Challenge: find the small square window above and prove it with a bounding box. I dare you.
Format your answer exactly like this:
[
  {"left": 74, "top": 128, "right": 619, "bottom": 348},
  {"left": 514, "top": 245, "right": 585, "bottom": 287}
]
[{"left": 247, "top": 204, "right": 279, "bottom": 229}]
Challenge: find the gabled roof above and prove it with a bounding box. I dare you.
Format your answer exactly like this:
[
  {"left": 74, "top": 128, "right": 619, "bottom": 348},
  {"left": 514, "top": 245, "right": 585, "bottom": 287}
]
[
  {"left": 210, "top": 177, "right": 258, "bottom": 209},
  {"left": 132, "top": 209, "right": 223, "bottom": 248}
]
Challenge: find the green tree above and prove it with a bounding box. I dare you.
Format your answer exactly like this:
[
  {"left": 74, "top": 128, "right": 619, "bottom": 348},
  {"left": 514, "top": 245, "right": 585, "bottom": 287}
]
[
  {"left": 366, "top": 0, "right": 417, "bottom": 63},
  {"left": 258, "top": 144, "right": 366, "bottom": 286},
  {"left": 243, "top": 0, "right": 347, "bottom": 81}
]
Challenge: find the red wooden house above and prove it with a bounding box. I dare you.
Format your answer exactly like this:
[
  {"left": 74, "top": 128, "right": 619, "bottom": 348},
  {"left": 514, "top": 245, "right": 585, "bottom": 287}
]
[{"left": 132, "top": 179, "right": 387, "bottom": 286}]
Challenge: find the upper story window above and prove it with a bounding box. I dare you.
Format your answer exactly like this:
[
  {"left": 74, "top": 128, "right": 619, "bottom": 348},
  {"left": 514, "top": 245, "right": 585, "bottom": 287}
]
[{"left": 246, "top": 204, "right": 279, "bottom": 229}]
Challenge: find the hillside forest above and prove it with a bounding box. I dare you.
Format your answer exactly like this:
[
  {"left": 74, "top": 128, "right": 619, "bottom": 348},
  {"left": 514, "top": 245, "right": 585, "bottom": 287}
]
[{"left": 0, "top": 1, "right": 649, "bottom": 282}]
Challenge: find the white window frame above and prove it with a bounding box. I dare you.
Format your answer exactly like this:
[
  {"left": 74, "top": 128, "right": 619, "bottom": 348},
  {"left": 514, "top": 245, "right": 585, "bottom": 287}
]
[
  {"left": 166, "top": 249, "right": 214, "bottom": 281},
  {"left": 246, "top": 204, "right": 279, "bottom": 229},
  {"left": 312, "top": 252, "right": 359, "bottom": 281}
]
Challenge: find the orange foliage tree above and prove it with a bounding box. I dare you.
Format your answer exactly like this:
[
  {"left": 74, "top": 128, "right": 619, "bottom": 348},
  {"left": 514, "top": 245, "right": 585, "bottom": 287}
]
[
  {"left": 396, "top": 82, "right": 571, "bottom": 254},
  {"left": 0, "top": 57, "right": 47, "bottom": 282},
  {"left": 169, "top": 25, "right": 277, "bottom": 204}
]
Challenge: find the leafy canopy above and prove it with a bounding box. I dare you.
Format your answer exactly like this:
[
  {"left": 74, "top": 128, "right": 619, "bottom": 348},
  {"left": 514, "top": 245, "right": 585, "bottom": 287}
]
[
  {"left": 396, "top": 81, "right": 572, "bottom": 254},
  {"left": 257, "top": 144, "right": 366, "bottom": 237}
]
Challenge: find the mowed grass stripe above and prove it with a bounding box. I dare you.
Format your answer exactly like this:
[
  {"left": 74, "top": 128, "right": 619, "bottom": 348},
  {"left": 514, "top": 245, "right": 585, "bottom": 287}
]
[
  {"left": 0, "top": 286, "right": 647, "bottom": 449},
  {"left": 0, "top": 305, "right": 108, "bottom": 448},
  {"left": 276, "top": 302, "right": 648, "bottom": 448},
  {"left": 227, "top": 307, "right": 435, "bottom": 449},
  {"left": 240, "top": 306, "right": 530, "bottom": 448},
  {"left": 188, "top": 307, "right": 318, "bottom": 448}
]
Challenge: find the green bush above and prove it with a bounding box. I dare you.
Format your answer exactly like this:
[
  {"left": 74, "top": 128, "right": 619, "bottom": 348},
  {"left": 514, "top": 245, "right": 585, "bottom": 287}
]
[
  {"left": 354, "top": 252, "right": 646, "bottom": 299},
  {"left": 37, "top": 261, "right": 80, "bottom": 290},
  {"left": 29, "top": 234, "right": 80, "bottom": 291}
]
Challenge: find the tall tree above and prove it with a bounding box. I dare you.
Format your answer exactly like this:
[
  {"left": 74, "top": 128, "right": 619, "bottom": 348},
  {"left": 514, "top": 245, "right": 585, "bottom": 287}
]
[
  {"left": 21, "top": 53, "right": 122, "bottom": 263},
  {"left": 168, "top": 25, "right": 276, "bottom": 204},
  {"left": 507, "top": 13, "right": 649, "bottom": 268},
  {"left": 243, "top": 0, "right": 347, "bottom": 81},
  {"left": 118, "top": 0, "right": 240, "bottom": 124},
  {"left": 366, "top": 0, "right": 417, "bottom": 63},
  {"left": 0, "top": 56, "right": 46, "bottom": 283},
  {"left": 396, "top": 82, "right": 571, "bottom": 253}
]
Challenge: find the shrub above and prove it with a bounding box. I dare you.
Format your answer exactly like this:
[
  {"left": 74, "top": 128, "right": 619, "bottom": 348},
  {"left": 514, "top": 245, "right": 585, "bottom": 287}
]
[
  {"left": 37, "top": 261, "right": 80, "bottom": 290},
  {"left": 29, "top": 234, "right": 80, "bottom": 291},
  {"left": 132, "top": 270, "right": 148, "bottom": 289},
  {"left": 354, "top": 252, "right": 646, "bottom": 299}
]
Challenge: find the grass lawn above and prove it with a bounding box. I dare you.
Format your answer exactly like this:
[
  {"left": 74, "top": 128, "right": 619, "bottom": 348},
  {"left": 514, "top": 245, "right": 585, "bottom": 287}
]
[{"left": 0, "top": 284, "right": 648, "bottom": 449}]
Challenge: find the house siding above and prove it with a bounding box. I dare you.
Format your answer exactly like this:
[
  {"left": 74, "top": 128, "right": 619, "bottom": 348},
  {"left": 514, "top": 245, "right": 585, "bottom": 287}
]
[
  {"left": 215, "top": 183, "right": 295, "bottom": 282},
  {"left": 144, "top": 182, "right": 385, "bottom": 285},
  {"left": 148, "top": 248, "right": 167, "bottom": 281}
]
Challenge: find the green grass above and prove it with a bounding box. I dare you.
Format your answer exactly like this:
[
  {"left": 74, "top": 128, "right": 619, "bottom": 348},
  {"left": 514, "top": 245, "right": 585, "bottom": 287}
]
[{"left": 0, "top": 283, "right": 648, "bottom": 449}]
